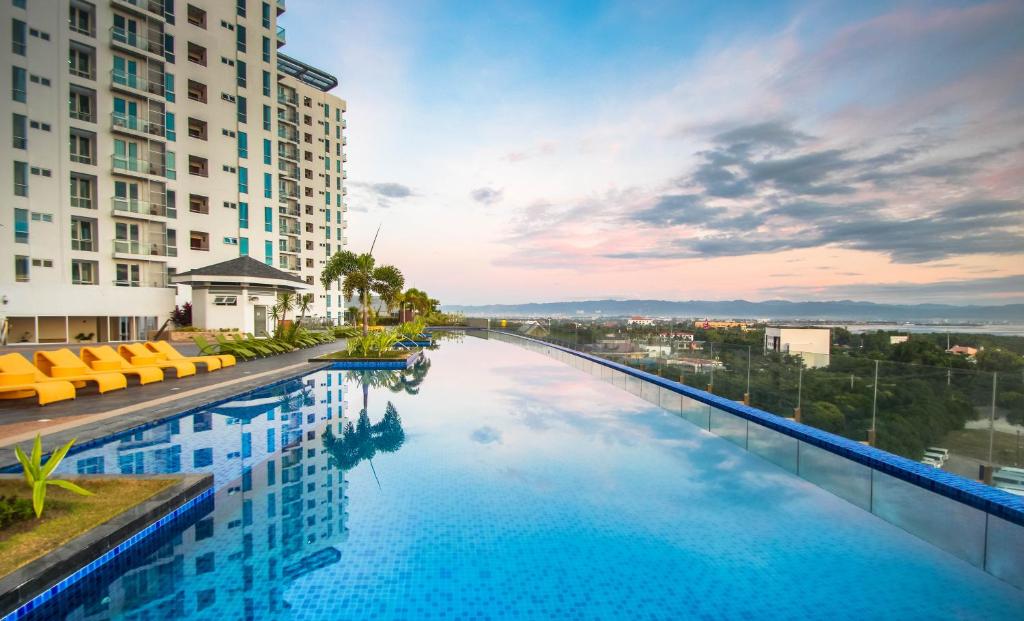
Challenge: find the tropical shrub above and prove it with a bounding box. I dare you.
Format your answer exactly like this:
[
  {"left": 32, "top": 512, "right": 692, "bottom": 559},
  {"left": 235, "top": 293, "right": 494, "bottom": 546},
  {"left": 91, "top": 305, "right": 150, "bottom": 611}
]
[
  {"left": 333, "top": 326, "right": 359, "bottom": 338},
  {"left": 170, "top": 302, "right": 192, "bottom": 327},
  {"left": 0, "top": 496, "right": 34, "bottom": 529},
  {"left": 15, "top": 434, "right": 93, "bottom": 518},
  {"left": 396, "top": 317, "right": 428, "bottom": 340},
  {"left": 346, "top": 329, "right": 402, "bottom": 356}
]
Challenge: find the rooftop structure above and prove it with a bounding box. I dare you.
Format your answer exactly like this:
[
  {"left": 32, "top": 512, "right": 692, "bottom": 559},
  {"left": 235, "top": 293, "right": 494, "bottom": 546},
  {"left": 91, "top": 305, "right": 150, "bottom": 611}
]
[{"left": 764, "top": 326, "right": 831, "bottom": 368}]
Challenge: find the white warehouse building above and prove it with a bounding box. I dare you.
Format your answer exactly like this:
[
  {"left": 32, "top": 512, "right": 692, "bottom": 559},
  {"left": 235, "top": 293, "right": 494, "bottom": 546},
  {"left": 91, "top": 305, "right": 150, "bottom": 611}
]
[
  {"left": 0, "top": 0, "right": 349, "bottom": 344},
  {"left": 764, "top": 326, "right": 831, "bottom": 368}
]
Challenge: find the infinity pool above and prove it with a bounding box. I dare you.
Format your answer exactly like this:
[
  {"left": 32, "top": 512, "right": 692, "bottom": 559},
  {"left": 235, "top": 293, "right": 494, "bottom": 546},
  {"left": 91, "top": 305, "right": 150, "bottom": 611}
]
[{"left": 24, "top": 335, "right": 1024, "bottom": 619}]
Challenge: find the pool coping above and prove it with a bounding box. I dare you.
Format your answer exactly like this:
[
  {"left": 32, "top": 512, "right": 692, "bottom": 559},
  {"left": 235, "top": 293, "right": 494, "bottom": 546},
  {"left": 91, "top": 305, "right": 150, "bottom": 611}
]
[
  {"left": 0, "top": 474, "right": 213, "bottom": 620},
  {"left": 491, "top": 330, "right": 1024, "bottom": 528},
  {"left": 309, "top": 349, "right": 425, "bottom": 368}
]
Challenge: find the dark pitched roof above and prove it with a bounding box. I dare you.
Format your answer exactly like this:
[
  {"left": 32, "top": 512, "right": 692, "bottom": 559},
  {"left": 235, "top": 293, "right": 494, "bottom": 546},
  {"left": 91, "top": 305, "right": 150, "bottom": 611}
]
[{"left": 174, "top": 256, "right": 306, "bottom": 284}]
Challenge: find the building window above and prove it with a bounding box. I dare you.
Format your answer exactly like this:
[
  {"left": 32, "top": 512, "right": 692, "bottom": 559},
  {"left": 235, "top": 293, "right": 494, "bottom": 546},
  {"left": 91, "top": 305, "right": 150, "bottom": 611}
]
[
  {"left": 70, "top": 173, "right": 94, "bottom": 209},
  {"left": 262, "top": 70, "right": 270, "bottom": 97},
  {"left": 190, "top": 231, "right": 210, "bottom": 251},
  {"left": 69, "top": 131, "right": 94, "bottom": 164},
  {"left": 14, "top": 208, "right": 29, "bottom": 243},
  {"left": 264, "top": 240, "right": 272, "bottom": 265},
  {"left": 262, "top": 36, "right": 270, "bottom": 62},
  {"left": 187, "top": 117, "right": 207, "bottom": 140},
  {"left": 187, "top": 79, "right": 207, "bottom": 103},
  {"left": 68, "top": 46, "right": 93, "bottom": 79},
  {"left": 213, "top": 295, "right": 238, "bottom": 305},
  {"left": 71, "top": 259, "right": 98, "bottom": 285},
  {"left": 69, "top": 88, "right": 94, "bottom": 122},
  {"left": 237, "top": 0, "right": 247, "bottom": 18},
  {"left": 262, "top": 104, "right": 270, "bottom": 131},
  {"left": 238, "top": 131, "right": 248, "bottom": 158},
  {"left": 239, "top": 236, "right": 249, "bottom": 255},
  {"left": 188, "top": 155, "right": 209, "bottom": 177},
  {"left": 263, "top": 173, "right": 272, "bottom": 198},
  {"left": 12, "top": 113, "right": 26, "bottom": 149},
  {"left": 14, "top": 255, "right": 29, "bottom": 282},
  {"left": 12, "top": 19, "right": 26, "bottom": 55},
  {"left": 236, "top": 24, "right": 246, "bottom": 52},
  {"left": 237, "top": 96, "right": 247, "bottom": 123},
  {"left": 238, "top": 167, "right": 248, "bottom": 193},
  {"left": 263, "top": 138, "right": 271, "bottom": 164},
  {"left": 14, "top": 161, "right": 28, "bottom": 196},
  {"left": 115, "top": 263, "right": 141, "bottom": 287},
  {"left": 12, "top": 66, "right": 27, "bottom": 102},
  {"left": 187, "top": 42, "right": 207, "bottom": 66},
  {"left": 236, "top": 60, "right": 246, "bottom": 88},
  {"left": 239, "top": 202, "right": 249, "bottom": 228},
  {"left": 71, "top": 217, "right": 96, "bottom": 251},
  {"left": 223, "top": 237, "right": 238, "bottom": 246},
  {"left": 189, "top": 194, "right": 209, "bottom": 214},
  {"left": 69, "top": 4, "right": 94, "bottom": 36},
  {"left": 187, "top": 4, "right": 207, "bottom": 28},
  {"left": 264, "top": 206, "right": 272, "bottom": 232}
]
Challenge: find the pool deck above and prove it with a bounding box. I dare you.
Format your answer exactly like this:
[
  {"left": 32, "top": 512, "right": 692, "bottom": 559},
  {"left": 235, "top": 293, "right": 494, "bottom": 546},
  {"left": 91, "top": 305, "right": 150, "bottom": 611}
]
[{"left": 0, "top": 342, "right": 342, "bottom": 453}]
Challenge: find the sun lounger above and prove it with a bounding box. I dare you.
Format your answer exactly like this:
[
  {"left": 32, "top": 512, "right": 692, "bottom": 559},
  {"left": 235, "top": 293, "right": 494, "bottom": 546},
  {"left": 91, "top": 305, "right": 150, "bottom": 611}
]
[
  {"left": 79, "top": 345, "right": 165, "bottom": 384},
  {"left": 29, "top": 349, "right": 127, "bottom": 393},
  {"left": 0, "top": 368, "right": 76, "bottom": 405},
  {"left": 147, "top": 339, "right": 234, "bottom": 369},
  {"left": 114, "top": 343, "right": 198, "bottom": 377}
]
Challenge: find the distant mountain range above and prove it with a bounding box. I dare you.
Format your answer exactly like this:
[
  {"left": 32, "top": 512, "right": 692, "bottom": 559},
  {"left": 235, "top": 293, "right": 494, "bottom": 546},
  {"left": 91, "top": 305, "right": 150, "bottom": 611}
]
[{"left": 443, "top": 299, "right": 1024, "bottom": 322}]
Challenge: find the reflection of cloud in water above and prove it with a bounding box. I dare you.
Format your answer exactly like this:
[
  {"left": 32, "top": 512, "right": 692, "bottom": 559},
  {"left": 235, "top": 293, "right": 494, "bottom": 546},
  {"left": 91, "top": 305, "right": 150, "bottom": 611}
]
[
  {"left": 500, "top": 466, "right": 555, "bottom": 493},
  {"left": 471, "top": 426, "right": 503, "bottom": 444}
]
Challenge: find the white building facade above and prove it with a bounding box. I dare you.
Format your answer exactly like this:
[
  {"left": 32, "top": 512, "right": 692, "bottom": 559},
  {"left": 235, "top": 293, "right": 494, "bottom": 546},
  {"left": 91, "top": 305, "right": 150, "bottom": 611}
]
[
  {"left": 764, "top": 326, "right": 831, "bottom": 368},
  {"left": 0, "top": 0, "right": 348, "bottom": 344}
]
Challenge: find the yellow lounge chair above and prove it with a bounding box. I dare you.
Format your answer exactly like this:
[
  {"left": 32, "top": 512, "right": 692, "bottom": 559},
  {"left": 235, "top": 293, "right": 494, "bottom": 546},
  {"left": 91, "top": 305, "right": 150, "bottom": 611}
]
[
  {"left": 0, "top": 352, "right": 123, "bottom": 395},
  {"left": 0, "top": 369, "right": 76, "bottom": 405},
  {"left": 144, "top": 340, "right": 235, "bottom": 370},
  {"left": 108, "top": 344, "right": 197, "bottom": 378},
  {"left": 79, "top": 346, "right": 166, "bottom": 384},
  {"left": 32, "top": 349, "right": 128, "bottom": 393}
]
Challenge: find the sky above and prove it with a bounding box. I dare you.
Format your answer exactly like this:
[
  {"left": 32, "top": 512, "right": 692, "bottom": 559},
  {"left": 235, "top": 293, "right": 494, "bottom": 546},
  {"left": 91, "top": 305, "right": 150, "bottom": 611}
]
[{"left": 281, "top": 0, "right": 1024, "bottom": 306}]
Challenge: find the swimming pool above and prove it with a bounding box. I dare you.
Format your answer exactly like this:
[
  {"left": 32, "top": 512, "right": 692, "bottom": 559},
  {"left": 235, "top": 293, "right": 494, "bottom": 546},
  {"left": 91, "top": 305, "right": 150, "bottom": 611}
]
[{"left": 19, "top": 335, "right": 1024, "bottom": 619}]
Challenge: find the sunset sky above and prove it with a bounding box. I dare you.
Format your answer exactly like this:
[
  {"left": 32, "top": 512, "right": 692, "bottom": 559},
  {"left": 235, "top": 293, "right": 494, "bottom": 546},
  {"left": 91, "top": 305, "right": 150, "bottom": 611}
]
[{"left": 283, "top": 0, "right": 1024, "bottom": 306}]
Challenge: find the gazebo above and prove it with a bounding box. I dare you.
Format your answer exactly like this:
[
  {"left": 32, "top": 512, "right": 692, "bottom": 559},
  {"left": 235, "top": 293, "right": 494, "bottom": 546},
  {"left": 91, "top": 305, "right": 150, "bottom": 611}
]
[{"left": 171, "top": 256, "right": 311, "bottom": 336}]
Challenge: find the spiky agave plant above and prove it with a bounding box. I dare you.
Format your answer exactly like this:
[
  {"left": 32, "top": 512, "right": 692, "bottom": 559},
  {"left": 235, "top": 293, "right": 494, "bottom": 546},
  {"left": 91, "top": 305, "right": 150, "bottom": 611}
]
[{"left": 15, "top": 434, "right": 93, "bottom": 518}]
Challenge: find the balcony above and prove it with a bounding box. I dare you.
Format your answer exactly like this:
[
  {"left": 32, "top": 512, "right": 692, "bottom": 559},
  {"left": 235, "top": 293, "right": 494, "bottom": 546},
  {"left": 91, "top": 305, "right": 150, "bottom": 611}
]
[
  {"left": 112, "top": 239, "right": 176, "bottom": 260},
  {"left": 276, "top": 0, "right": 286, "bottom": 15},
  {"left": 277, "top": 108, "right": 298, "bottom": 125},
  {"left": 280, "top": 221, "right": 301, "bottom": 236},
  {"left": 279, "top": 204, "right": 300, "bottom": 218},
  {"left": 111, "top": 113, "right": 165, "bottom": 140},
  {"left": 70, "top": 109, "right": 96, "bottom": 123},
  {"left": 69, "top": 65, "right": 96, "bottom": 80},
  {"left": 278, "top": 161, "right": 299, "bottom": 179},
  {"left": 110, "top": 69, "right": 165, "bottom": 99},
  {"left": 109, "top": 26, "right": 164, "bottom": 58},
  {"left": 278, "top": 185, "right": 299, "bottom": 200},
  {"left": 277, "top": 90, "right": 298, "bottom": 106},
  {"left": 110, "top": 0, "right": 166, "bottom": 21},
  {"left": 276, "top": 26, "right": 286, "bottom": 47},
  {"left": 278, "top": 144, "right": 299, "bottom": 161},
  {"left": 277, "top": 126, "right": 299, "bottom": 142},
  {"left": 111, "top": 197, "right": 176, "bottom": 220},
  {"left": 111, "top": 154, "right": 174, "bottom": 180},
  {"left": 279, "top": 241, "right": 301, "bottom": 255}
]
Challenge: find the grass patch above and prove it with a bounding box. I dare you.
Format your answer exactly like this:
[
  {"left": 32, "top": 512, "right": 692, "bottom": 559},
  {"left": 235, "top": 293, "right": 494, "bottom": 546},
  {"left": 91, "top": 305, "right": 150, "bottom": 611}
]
[
  {"left": 313, "top": 350, "right": 415, "bottom": 361},
  {"left": 941, "top": 429, "right": 1024, "bottom": 468},
  {"left": 0, "top": 477, "right": 179, "bottom": 578}
]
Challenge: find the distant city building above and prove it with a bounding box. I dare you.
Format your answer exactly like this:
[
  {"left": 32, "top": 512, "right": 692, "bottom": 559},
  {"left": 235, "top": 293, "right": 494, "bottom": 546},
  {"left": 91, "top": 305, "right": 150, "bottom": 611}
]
[
  {"left": 627, "top": 316, "right": 655, "bottom": 326},
  {"left": 642, "top": 344, "right": 671, "bottom": 358},
  {"left": 890, "top": 335, "right": 909, "bottom": 345},
  {"left": 658, "top": 331, "right": 694, "bottom": 340},
  {"left": 946, "top": 345, "right": 979, "bottom": 358},
  {"left": 764, "top": 326, "right": 831, "bottom": 368},
  {"left": 517, "top": 320, "right": 548, "bottom": 338},
  {"left": 703, "top": 320, "right": 750, "bottom": 330}
]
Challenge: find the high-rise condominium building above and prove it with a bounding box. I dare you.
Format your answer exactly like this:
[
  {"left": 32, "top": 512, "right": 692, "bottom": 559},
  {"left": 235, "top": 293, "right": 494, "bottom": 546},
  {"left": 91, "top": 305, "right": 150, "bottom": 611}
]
[{"left": 0, "top": 0, "right": 348, "bottom": 344}]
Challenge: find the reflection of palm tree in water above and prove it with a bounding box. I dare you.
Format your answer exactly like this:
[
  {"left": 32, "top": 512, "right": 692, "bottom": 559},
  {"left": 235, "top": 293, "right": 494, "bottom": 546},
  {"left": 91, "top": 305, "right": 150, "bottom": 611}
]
[{"left": 322, "top": 359, "right": 429, "bottom": 485}]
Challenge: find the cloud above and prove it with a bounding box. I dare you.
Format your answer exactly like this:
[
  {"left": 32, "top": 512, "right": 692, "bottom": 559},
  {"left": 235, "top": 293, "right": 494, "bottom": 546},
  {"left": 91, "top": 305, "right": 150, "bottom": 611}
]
[
  {"left": 470, "top": 187, "right": 504, "bottom": 205},
  {"left": 367, "top": 182, "right": 414, "bottom": 198},
  {"left": 470, "top": 426, "right": 503, "bottom": 444},
  {"left": 758, "top": 274, "right": 1024, "bottom": 304}
]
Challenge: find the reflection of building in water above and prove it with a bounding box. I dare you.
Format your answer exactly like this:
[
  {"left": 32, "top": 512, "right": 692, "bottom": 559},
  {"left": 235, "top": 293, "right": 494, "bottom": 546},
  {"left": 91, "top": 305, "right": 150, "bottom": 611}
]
[{"left": 58, "top": 369, "right": 353, "bottom": 618}]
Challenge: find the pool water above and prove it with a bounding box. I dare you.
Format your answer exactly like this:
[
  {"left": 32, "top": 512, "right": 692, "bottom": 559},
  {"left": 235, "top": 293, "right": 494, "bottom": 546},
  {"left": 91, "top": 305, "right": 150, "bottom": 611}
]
[{"left": 25, "top": 335, "right": 1024, "bottom": 620}]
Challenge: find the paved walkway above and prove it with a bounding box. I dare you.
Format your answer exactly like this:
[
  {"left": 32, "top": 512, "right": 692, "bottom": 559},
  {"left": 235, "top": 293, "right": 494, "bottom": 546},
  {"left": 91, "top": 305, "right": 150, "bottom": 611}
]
[{"left": 0, "top": 341, "right": 343, "bottom": 455}]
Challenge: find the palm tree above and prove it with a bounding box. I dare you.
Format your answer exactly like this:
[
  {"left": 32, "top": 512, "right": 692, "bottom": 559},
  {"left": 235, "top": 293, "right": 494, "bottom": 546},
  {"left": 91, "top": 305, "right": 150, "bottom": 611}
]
[
  {"left": 321, "top": 251, "right": 404, "bottom": 336},
  {"left": 402, "top": 288, "right": 432, "bottom": 317},
  {"left": 295, "top": 293, "right": 314, "bottom": 326}
]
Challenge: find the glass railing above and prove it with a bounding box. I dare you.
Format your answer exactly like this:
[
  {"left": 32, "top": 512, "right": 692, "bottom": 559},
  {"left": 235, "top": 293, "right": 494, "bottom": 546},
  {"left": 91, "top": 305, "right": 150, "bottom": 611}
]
[
  {"left": 110, "top": 26, "right": 163, "bottom": 56},
  {"left": 110, "top": 69, "right": 165, "bottom": 97},
  {"left": 277, "top": 90, "right": 298, "bottom": 106},
  {"left": 111, "top": 196, "right": 175, "bottom": 218},
  {"left": 506, "top": 326, "right": 1024, "bottom": 495},
  {"left": 276, "top": 26, "right": 286, "bottom": 45},
  {"left": 70, "top": 196, "right": 95, "bottom": 210},
  {"left": 278, "top": 205, "right": 300, "bottom": 217},
  {"left": 112, "top": 239, "right": 172, "bottom": 257},
  {"left": 278, "top": 145, "right": 299, "bottom": 160},
  {"left": 111, "top": 0, "right": 165, "bottom": 18},
  {"left": 277, "top": 108, "right": 298, "bottom": 124},
  {"left": 70, "top": 109, "right": 95, "bottom": 123},
  {"left": 277, "top": 126, "right": 299, "bottom": 142},
  {"left": 111, "top": 112, "right": 165, "bottom": 136},
  {"left": 278, "top": 162, "right": 299, "bottom": 178}
]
